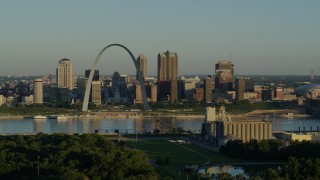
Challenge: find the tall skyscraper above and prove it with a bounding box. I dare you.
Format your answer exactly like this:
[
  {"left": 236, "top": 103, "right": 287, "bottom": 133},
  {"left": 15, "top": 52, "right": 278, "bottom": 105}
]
[
  {"left": 56, "top": 58, "right": 74, "bottom": 90},
  {"left": 91, "top": 80, "right": 102, "bottom": 106},
  {"left": 157, "top": 51, "right": 178, "bottom": 81},
  {"left": 235, "top": 78, "right": 245, "bottom": 101},
  {"left": 33, "top": 79, "right": 43, "bottom": 103},
  {"left": 137, "top": 54, "right": 147, "bottom": 80},
  {"left": 215, "top": 61, "right": 234, "bottom": 92},
  {"left": 157, "top": 51, "right": 178, "bottom": 102},
  {"left": 204, "top": 76, "right": 213, "bottom": 104}
]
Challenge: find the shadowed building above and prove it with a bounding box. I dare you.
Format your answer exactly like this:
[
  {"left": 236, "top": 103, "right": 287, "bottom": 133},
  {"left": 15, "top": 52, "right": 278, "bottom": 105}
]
[
  {"left": 56, "top": 58, "right": 75, "bottom": 90},
  {"left": 235, "top": 78, "right": 245, "bottom": 101},
  {"left": 215, "top": 61, "right": 234, "bottom": 92},
  {"left": 204, "top": 76, "right": 213, "bottom": 104}
]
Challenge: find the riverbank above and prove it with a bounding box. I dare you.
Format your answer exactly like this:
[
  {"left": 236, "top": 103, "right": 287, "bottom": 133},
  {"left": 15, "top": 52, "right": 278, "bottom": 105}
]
[{"left": 0, "top": 109, "right": 310, "bottom": 120}]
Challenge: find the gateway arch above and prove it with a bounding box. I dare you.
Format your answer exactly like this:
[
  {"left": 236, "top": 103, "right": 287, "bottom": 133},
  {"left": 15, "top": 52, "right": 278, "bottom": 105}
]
[{"left": 82, "top": 44, "right": 149, "bottom": 111}]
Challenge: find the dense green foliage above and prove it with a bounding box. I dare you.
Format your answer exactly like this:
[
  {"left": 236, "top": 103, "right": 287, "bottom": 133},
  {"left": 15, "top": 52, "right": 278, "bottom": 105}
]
[
  {"left": 220, "top": 139, "right": 320, "bottom": 161},
  {"left": 0, "top": 104, "right": 70, "bottom": 115},
  {"left": 280, "top": 157, "right": 320, "bottom": 180},
  {"left": 0, "top": 134, "right": 157, "bottom": 179}
]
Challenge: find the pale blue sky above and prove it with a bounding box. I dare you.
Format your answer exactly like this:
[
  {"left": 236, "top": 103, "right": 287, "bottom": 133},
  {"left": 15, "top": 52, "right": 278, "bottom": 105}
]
[{"left": 0, "top": 1, "right": 319, "bottom": 76}]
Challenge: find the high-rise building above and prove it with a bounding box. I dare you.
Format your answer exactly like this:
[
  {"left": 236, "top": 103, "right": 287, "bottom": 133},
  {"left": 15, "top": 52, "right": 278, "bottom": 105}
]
[
  {"left": 56, "top": 58, "right": 74, "bottom": 90},
  {"left": 170, "top": 79, "right": 178, "bottom": 103},
  {"left": 150, "top": 84, "right": 157, "bottom": 103},
  {"left": 137, "top": 54, "right": 147, "bottom": 80},
  {"left": 204, "top": 76, "right": 213, "bottom": 104},
  {"left": 157, "top": 51, "right": 178, "bottom": 102},
  {"left": 85, "top": 69, "right": 99, "bottom": 81},
  {"left": 215, "top": 61, "right": 234, "bottom": 92},
  {"left": 235, "top": 78, "right": 245, "bottom": 101},
  {"left": 91, "top": 80, "right": 102, "bottom": 106},
  {"left": 33, "top": 79, "right": 43, "bottom": 104},
  {"left": 157, "top": 51, "right": 178, "bottom": 81}
]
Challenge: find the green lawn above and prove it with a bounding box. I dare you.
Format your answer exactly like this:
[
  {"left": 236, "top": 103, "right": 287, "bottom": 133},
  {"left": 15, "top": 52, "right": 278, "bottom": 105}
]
[{"left": 127, "top": 139, "right": 236, "bottom": 179}]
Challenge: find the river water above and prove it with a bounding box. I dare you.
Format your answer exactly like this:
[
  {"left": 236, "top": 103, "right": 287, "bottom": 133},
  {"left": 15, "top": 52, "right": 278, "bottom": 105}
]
[{"left": 0, "top": 116, "right": 319, "bottom": 134}]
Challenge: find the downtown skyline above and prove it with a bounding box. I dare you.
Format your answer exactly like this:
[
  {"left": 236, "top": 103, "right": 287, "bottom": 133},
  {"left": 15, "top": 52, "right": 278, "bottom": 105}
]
[{"left": 1, "top": 1, "right": 320, "bottom": 76}]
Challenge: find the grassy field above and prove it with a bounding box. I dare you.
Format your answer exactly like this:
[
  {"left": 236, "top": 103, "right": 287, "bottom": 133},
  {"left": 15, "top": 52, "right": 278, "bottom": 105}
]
[{"left": 127, "top": 139, "right": 236, "bottom": 179}]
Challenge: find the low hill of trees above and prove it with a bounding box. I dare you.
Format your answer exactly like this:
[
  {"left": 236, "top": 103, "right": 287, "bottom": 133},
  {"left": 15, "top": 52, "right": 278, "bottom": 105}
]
[{"left": 0, "top": 134, "right": 157, "bottom": 179}]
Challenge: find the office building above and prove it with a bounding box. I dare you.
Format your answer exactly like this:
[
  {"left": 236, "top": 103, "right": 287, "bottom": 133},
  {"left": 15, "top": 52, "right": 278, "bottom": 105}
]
[
  {"left": 204, "top": 76, "right": 213, "bottom": 103},
  {"left": 158, "top": 51, "right": 178, "bottom": 81},
  {"left": 193, "top": 88, "right": 204, "bottom": 101},
  {"left": 33, "top": 79, "right": 43, "bottom": 104},
  {"left": 150, "top": 84, "right": 157, "bottom": 103},
  {"left": 91, "top": 80, "right": 102, "bottom": 106},
  {"left": 157, "top": 51, "right": 178, "bottom": 102},
  {"left": 274, "top": 87, "right": 284, "bottom": 100},
  {"left": 137, "top": 54, "right": 147, "bottom": 80},
  {"left": 235, "top": 78, "right": 245, "bottom": 101},
  {"left": 215, "top": 61, "right": 234, "bottom": 92},
  {"left": 56, "top": 58, "right": 75, "bottom": 90},
  {"left": 85, "top": 69, "right": 99, "bottom": 81},
  {"left": 170, "top": 79, "right": 178, "bottom": 103}
]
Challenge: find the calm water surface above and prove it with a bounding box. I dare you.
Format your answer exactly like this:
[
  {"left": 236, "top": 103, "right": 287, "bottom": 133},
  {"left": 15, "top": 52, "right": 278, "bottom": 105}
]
[{"left": 0, "top": 116, "right": 319, "bottom": 134}]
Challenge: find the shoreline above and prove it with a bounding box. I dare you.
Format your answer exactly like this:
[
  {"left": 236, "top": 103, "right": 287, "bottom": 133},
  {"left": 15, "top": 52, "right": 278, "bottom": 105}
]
[{"left": 0, "top": 109, "right": 312, "bottom": 120}]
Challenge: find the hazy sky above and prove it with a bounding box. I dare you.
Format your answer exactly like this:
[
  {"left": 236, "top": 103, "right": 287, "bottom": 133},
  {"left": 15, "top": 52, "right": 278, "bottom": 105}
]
[{"left": 0, "top": 1, "right": 319, "bottom": 76}]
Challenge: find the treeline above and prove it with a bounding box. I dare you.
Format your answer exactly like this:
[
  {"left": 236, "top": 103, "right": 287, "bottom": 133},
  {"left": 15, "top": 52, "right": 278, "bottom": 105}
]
[
  {"left": 0, "top": 134, "right": 157, "bottom": 179},
  {"left": 271, "top": 157, "right": 320, "bottom": 180},
  {"left": 220, "top": 139, "right": 320, "bottom": 161}
]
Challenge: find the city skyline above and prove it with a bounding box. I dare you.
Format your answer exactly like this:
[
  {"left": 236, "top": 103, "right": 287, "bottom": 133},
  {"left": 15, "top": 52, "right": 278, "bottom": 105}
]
[{"left": 1, "top": 1, "right": 320, "bottom": 76}]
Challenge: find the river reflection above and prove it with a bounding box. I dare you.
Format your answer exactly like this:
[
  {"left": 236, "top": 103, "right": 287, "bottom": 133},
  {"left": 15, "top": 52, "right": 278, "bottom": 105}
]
[
  {"left": 199, "top": 164, "right": 282, "bottom": 178},
  {"left": 0, "top": 116, "right": 319, "bottom": 134}
]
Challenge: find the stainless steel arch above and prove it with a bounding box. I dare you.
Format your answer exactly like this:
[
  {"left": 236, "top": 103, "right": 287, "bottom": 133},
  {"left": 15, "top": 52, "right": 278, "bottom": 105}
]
[{"left": 82, "top": 44, "right": 149, "bottom": 111}]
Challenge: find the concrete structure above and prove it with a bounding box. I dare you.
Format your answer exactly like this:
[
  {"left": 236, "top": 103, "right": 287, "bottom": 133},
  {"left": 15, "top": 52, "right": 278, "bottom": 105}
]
[
  {"left": 204, "top": 76, "right": 213, "bottom": 103},
  {"left": 0, "top": 95, "right": 6, "bottom": 106},
  {"left": 137, "top": 54, "right": 147, "bottom": 80},
  {"left": 56, "top": 58, "right": 74, "bottom": 90},
  {"left": 82, "top": 44, "right": 149, "bottom": 111},
  {"left": 280, "top": 132, "right": 320, "bottom": 142},
  {"left": 33, "top": 79, "right": 43, "bottom": 103},
  {"left": 215, "top": 61, "right": 234, "bottom": 92},
  {"left": 205, "top": 107, "right": 216, "bottom": 122},
  {"left": 91, "top": 80, "right": 102, "bottom": 106},
  {"left": 215, "top": 120, "right": 273, "bottom": 145},
  {"left": 201, "top": 106, "right": 273, "bottom": 146}
]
